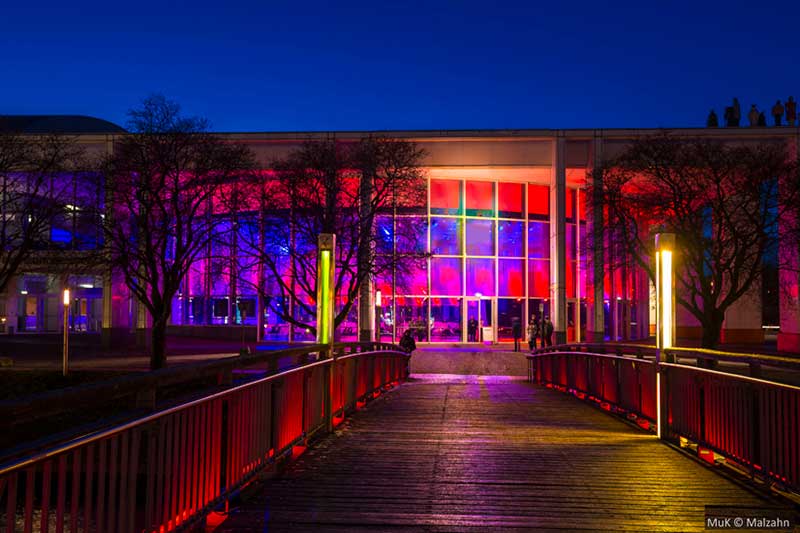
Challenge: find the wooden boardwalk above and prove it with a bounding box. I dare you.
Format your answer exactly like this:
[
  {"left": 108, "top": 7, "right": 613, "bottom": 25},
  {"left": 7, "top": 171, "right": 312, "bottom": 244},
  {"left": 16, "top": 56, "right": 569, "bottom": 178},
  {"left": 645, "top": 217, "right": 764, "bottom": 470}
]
[{"left": 215, "top": 374, "right": 786, "bottom": 532}]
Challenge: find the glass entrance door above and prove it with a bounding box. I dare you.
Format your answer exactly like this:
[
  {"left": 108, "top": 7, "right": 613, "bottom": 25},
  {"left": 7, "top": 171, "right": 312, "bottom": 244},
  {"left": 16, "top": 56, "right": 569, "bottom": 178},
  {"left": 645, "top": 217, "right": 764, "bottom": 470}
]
[{"left": 465, "top": 298, "right": 492, "bottom": 342}]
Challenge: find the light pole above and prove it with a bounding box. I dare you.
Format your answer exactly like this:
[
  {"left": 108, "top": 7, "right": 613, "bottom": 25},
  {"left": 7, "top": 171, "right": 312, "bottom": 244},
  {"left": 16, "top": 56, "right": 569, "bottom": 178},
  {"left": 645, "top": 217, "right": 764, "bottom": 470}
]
[
  {"left": 62, "top": 288, "right": 70, "bottom": 377},
  {"left": 655, "top": 232, "right": 675, "bottom": 439},
  {"left": 375, "top": 290, "right": 382, "bottom": 343}
]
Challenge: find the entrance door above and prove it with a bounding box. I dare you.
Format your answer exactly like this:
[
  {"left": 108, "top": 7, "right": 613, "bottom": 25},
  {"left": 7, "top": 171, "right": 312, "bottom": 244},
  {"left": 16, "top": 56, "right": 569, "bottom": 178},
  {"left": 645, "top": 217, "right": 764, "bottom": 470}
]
[{"left": 465, "top": 298, "right": 492, "bottom": 342}]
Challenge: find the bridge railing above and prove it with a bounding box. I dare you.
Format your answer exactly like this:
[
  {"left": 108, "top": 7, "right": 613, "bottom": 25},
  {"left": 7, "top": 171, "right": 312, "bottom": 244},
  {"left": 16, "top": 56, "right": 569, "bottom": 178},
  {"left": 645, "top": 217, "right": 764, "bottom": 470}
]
[
  {"left": 0, "top": 342, "right": 409, "bottom": 533},
  {"left": 528, "top": 346, "right": 800, "bottom": 494}
]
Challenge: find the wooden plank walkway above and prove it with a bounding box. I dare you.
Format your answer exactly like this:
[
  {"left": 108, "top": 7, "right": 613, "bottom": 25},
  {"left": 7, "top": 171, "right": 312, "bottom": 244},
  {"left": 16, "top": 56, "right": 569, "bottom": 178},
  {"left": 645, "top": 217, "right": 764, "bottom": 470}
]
[{"left": 214, "top": 374, "right": 786, "bottom": 532}]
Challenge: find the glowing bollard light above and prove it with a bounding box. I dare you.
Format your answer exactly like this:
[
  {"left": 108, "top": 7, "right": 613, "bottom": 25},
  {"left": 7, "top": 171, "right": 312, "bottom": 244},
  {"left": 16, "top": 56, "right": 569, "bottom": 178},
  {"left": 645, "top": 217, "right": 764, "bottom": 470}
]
[
  {"left": 654, "top": 233, "right": 676, "bottom": 439},
  {"left": 316, "top": 234, "right": 336, "bottom": 346},
  {"left": 62, "top": 288, "right": 70, "bottom": 377}
]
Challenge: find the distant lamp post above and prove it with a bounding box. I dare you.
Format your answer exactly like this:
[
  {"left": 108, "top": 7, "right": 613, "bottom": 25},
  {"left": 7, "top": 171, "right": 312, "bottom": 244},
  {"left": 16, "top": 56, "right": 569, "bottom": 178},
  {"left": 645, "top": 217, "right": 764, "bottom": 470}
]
[
  {"left": 375, "top": 290, "right": 382, "bottom": 343},
  {"left": 655, "top": 232, "right": 676, "bottom": 439},
  {"left": 62, "top": 288, "right": 70, "bottom": 377}
]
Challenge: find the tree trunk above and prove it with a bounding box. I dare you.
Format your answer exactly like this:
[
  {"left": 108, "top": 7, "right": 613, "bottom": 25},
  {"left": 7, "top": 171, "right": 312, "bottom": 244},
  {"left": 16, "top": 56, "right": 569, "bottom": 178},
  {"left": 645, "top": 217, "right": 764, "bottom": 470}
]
[
  {"left": 700, "top": 309, "right": 724, "bottom": 349},
  {"left": 150, "top": 319, "right": 168, "bottom": 370}
]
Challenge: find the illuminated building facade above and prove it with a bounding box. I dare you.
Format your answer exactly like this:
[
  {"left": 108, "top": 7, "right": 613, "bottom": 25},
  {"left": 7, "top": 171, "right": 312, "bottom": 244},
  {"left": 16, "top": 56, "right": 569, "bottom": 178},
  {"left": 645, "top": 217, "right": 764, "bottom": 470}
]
[{"left": 2, "top": 117, "right": 799, "bottom": 351}]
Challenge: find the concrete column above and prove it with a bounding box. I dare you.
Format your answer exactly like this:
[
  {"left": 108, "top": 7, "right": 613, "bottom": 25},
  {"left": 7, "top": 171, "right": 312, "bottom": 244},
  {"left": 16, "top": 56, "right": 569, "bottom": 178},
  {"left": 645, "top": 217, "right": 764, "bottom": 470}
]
[
  {"left": 550, "top": 134, "right": 567, "bottom": 344},
  {"left": 722, "top": 280, "right": 764, "bottom": 344},
  {"left": 358, "top": 167, "right": 375, "bottom": 342},
  {"left": 256, "top": 207, "right": 265, "bottom": 342},
  {"left": 778, "top": 134, "right": 800, "bottom": 353},
  {"left": 586, "top": 135, "right": 605, "bottom": 342},
  {"left": 636, "top": 267, "right": 651, "bottom": 340},
  {"left": 5, "top": 276, "right": 19, "bottom": 334},
  {"left": 358, "top": 280, "right": 375, "bottom": 342}
]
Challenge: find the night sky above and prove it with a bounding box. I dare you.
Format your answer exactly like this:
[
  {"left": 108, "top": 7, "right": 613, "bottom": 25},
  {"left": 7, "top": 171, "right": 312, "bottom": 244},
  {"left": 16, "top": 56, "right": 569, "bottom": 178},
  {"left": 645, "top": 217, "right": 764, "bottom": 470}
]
[{"left": 3, "top": 0, "right": 799, "bottom": 132}]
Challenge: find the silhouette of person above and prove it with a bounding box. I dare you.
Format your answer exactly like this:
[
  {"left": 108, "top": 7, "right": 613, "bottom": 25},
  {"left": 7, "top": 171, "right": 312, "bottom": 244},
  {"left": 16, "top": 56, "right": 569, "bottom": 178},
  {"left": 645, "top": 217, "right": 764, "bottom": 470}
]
[
  {"left": 786, "top": 96, "right": 797, "bottom": 126},
  {"left": 543, "top": 316, "right": 554, "bottom": 347},
  {"left": 706, "top": 110, "right": 718, "bottom": 127},
  {"left": 748, "top": 105, "right": 759, "bottom": 127},
  {"left": 772, "top": 100, "right": 785, "bottom": 126},
  {"left": 467, "top": 317, "right": 478, "bottom": 342},
  {"left": 724, "top": 106, "right": 734, "bottom": 127},
  {"left": 511, "top": 316, "right": 522, "bottom": 352},
  {"left": 758, "top": 111, "right": 767, "bottom": 127},
  {"left": 732, "top": 98, "right": 741, "bottom": 126},
  {"left": 399, "top": 329, "right": 416, "bottom": 353},
  {"left": 527, "top": 316, "right": 539, "bottom": 351}
]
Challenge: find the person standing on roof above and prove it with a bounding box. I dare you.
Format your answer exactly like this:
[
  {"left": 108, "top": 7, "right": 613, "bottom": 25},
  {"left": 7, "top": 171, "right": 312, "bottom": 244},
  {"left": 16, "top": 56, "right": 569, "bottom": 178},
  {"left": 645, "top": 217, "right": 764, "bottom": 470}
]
[
  {"left": 785, "top": 96, "right": 796, "bottom": 126},
  {"left": 732, "top": 98, "right": 741, "bottom": 126},
  {"left": 748, "top": 105, "right": 759, "bottom": 127},
  {"left": 772, "top": 100, "right": 785, "bottom": 126}
]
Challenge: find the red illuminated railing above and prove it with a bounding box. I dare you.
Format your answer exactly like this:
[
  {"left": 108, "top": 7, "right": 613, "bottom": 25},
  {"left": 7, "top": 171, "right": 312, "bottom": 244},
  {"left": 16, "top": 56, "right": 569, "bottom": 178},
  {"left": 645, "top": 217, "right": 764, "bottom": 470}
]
[
  {"left": 0, "top": 342, "right": 409, "bottom": 533},
  {"left": 528, "top": 347, "right": 800, "bottom": 494}
]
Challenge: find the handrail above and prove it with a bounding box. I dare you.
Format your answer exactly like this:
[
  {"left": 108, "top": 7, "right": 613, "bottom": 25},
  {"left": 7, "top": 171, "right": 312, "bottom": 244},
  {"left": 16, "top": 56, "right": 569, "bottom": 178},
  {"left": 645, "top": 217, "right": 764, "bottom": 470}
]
[
  {"left": 528, "top": 349, "right": 800, "bottom": 494},
  {"left": 536, "top": 342, "right": 800, "bottom": 370},
  {"left": 659, "top": 361, "right": 800, "bottom": 392},
  {"left": 0, "top": 343, "right": 402, "bottom": 477},
  {"left": 0, "top": 342, "right": 410, "bottom": 533},
  {"left": 0, "top": 341, "right": 394, "bottom": 417}
]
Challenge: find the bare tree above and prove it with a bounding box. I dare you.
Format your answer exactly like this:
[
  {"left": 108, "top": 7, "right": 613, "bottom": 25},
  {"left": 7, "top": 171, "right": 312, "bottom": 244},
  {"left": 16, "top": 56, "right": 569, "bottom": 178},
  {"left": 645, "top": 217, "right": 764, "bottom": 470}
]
[
  {"left": 590, "top": 134, "right": 796, "bottom": 348},
  {"left": 228, "top": 137, "right": 427, "bottom": 338},
  {"left": 0, "top": 131, "right": 84, "bottom": 293},
  {"left": 102, "top": 95, "right": 255, "bottom": 369}
]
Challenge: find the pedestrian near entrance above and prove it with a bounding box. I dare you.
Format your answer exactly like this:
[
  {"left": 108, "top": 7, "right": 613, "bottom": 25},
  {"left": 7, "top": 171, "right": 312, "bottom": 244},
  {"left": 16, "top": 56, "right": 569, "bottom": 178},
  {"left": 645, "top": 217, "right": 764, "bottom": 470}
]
[
  {"left": 527, "top": 316, "right": 538, "bottom": 352},
  {"left": 543, "top": 316, "right": 554, "bottom": 347},
  {"left": 467, "top": 317, "right": 478, "bottom": 342},
  {"left": 512, "top": 317, "right": 522, "bottom": 352},
  {"left": 772, "top": 100, "right": 785, "bottom": 126}
]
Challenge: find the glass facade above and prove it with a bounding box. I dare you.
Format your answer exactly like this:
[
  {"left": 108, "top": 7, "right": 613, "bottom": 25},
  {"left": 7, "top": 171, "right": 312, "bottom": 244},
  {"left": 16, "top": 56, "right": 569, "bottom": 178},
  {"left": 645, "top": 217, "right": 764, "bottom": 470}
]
[
  {"left": 382, "top": 177, "right": 575, "bottom": 342},
  {"left": 169, "top": 173, "right": 594, "bottom": 344}
]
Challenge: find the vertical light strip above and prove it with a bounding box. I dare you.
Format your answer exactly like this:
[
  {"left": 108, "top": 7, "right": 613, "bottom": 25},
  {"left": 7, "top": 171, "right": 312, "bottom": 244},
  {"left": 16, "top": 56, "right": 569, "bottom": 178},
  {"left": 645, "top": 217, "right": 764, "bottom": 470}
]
[
  {"left": 656, "top": 372, "right": 662, "bottom": 439},
  {"left": 661, "top": 250, "right": 673, "bottom": 349},
  {"left": 655, "top": 251, "right": 661, "bottom": 349},
  {"left": 317, "top": 249, "right": 331, "bottom": 344}
]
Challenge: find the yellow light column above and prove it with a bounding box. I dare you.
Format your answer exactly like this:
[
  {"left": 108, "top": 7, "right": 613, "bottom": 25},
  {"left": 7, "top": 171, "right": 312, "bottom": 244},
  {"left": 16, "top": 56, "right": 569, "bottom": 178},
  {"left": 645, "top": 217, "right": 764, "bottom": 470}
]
[
  {"left": 316, "top": 234, "right": 336, "bottom": 346},
  {"left": 654, "top": 232, "right": 675, "bottom": 439}
]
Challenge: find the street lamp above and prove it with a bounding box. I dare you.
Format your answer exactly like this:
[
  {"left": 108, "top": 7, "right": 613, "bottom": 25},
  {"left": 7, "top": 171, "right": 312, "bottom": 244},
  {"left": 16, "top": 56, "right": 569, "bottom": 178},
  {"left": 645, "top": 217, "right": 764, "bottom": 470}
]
[
  {"left": 62, "top": 288, "right": 70, "bottom": 377},
  {"left": 655, "top": 232, "right": 675, "bottom": 439}
]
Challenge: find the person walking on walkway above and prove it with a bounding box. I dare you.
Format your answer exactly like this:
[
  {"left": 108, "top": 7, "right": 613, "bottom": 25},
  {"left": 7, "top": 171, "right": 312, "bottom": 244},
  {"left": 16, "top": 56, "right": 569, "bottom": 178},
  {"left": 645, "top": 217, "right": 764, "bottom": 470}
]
[
  {"left": 399, "top": 329, "right": 416, "bottom": 353},
  {"left": 512, "top": 316, "right": 522, "bottom": 352},
  {"left": 543, "top": 316, "right": 554, "bottom": 347},
  {"left": 785, "top": 96, "right": 796, "bottom": 126},
  {"left": 748, "top": 104, "right": 760, "bottom": 127},
  {"left": 772, "top": 100, "right": 785, "bottom": 126}
]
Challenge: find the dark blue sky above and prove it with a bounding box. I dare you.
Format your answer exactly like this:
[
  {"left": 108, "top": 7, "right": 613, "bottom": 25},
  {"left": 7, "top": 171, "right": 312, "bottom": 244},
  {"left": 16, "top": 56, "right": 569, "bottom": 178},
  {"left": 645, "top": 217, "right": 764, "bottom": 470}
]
[{"left": 3, "top": 1, "right": 798, "bottom": 132}]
